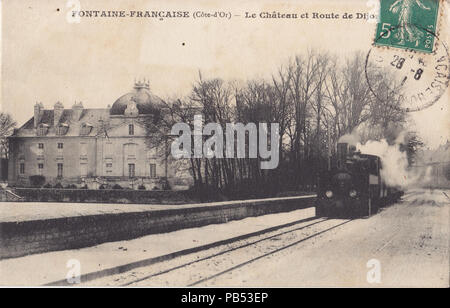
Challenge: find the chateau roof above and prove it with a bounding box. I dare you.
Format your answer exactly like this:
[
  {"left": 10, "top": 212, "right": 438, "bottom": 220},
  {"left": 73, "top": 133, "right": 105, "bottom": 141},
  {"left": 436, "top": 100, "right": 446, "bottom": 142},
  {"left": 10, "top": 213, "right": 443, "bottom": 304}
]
[
  {"left": 14, "top": 109, "right": 110, "bottom": 137},
  {"left": 12, "top": 81, "right": 167, "bottom": 138},
  {"left": 110, "top": 83, "right": 164, "bottom": 115}
]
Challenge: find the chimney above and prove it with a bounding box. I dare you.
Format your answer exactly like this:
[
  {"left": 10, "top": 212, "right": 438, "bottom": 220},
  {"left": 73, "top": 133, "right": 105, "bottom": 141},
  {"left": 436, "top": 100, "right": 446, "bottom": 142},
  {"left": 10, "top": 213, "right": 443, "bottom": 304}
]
[
  {"left": 71, "top": 101, "right": 83, "bottom": 121},
  {"left": 336, "top": 142, "right": 348, "bottom": 169},
  {"left": 34, "top": 102, "right": 44, "bottom": 128},
  {"left": 54, "top": 101, "right": 64, "bottom": 125}
]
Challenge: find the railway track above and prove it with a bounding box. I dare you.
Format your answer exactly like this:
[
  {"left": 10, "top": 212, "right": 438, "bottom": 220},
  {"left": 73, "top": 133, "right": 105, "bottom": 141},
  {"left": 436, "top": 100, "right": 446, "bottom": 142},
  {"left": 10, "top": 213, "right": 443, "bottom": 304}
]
[
  {"left": 186, "top": 218, "right": 351, "bottom": 287},
  {"left": 85, "top": 216, "right": 353, "bottom": 286}
]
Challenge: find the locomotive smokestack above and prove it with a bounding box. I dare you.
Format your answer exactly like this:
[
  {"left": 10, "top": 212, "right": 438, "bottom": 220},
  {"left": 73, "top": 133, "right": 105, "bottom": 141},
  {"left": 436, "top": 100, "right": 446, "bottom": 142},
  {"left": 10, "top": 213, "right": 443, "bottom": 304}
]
[{"left": 336, "top": 142, "right": 348, "bottom": 169}]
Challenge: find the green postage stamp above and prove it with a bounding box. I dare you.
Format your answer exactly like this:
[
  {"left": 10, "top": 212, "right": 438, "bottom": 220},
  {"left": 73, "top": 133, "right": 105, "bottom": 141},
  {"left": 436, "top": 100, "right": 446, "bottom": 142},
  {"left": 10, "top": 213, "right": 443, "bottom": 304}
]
[{"left": 374, "top": 0, "right": 441, "bottom": 53}]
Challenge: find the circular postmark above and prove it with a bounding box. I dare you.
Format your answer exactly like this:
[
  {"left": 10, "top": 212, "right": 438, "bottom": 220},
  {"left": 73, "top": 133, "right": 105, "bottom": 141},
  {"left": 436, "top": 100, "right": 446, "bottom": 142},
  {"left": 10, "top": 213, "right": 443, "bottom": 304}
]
[{"left": 365, "top": 24, "right": 450, "bottom": 112}]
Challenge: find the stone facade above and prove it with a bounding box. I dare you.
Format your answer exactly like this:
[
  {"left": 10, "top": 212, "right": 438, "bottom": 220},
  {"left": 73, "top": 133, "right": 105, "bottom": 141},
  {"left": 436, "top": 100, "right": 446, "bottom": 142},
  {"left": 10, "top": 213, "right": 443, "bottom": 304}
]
[{"left": 8, "top": 81, "right": 186, "bottom": 189}]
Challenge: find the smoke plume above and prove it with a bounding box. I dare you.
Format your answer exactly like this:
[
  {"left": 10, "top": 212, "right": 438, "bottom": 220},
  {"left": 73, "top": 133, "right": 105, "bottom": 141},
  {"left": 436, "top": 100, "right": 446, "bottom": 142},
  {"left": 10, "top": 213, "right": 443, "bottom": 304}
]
[
  {"left": 356, "top": 133, "right": 431, "bottom": 189},
  {"left": 338, "top": 133, "right": 360, "bottom": 146}
]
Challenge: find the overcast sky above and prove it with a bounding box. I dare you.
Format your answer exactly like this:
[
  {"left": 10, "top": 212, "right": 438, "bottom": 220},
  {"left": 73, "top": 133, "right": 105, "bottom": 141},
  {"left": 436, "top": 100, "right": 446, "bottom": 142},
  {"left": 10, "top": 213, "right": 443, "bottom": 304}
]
[{"left": 1, "top": 0, "right": 448, "bottom": 148}]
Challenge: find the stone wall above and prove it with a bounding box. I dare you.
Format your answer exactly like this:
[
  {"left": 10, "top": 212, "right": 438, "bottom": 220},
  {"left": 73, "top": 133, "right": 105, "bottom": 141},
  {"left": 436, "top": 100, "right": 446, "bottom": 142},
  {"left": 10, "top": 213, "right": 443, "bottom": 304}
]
[
  {"left": 13, "top": 188, "right": 192, "bottom": 204},
  {"left": 0, "top": 196, "right": 316, "bottom": 259}
]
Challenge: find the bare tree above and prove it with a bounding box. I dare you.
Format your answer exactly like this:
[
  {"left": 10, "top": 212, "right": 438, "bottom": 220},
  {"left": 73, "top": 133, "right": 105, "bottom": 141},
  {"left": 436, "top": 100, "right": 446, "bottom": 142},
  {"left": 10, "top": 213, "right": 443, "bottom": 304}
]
[
  {"left": 0, "top": 112, "right": 17, "bottom": 159},
  {"left": 284, "top": 50, "right": 330, "bottom": 188},
  {"left": 325, "top": 52, "right": 374, "bottom": 136},
  {"left": 139, "top": 51, "right": 410, "bottom": 199},
  {"left": 362, "top": 66, "right": 406, "bottom": 142}
]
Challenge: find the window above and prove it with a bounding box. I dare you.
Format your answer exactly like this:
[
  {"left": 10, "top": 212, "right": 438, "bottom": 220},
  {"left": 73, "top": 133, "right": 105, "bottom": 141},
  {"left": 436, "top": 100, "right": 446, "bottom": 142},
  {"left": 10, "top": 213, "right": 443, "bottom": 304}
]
[
  {"left": 129, "top": 124, "right": 134, "bottom": 136},
  {"left": 125, "top": 143, "right": 137, "bottom": 158},
  {"left": 80, "top": 143, "right": 88, "bottom": 156},
  {"left": 80, "top": 163, "right": 88, "bottom": 177},
  {"left": 104, "top": 142, "right": 113, "bottom": 158},
  {"left": 19, "top": 163, "right": 25, "bottom": 174},
  {"left": 56, "top": 126, "right": 63, "bottom": 136},
  {"left": 105, "top": 161, "right": 113, "bottom": 174},
  {"left": 369, "top": 159, "right": 379, "bottom": 176},
  {"left": 149, "top": 164, "right": 157, "bottom": 178},
  {"left": 57, "top": 163, "right": 63, "bottom": 178},
  {"left": 37, "top": 125, "right": 48, "bottom": 136},
  {"left": 128, "top": 163, "right": 135, "bottom": 178},
  {"left": 80, "top": 123, "right": 93, "bottom": 136},
  {"left": 57, "top": 143, "right": 64, "bottom": 149},
  {"left": 37, "top": 143, "right": 44, "bottom": 157},
  {"left": 38, "top": 163, "right": 44, "bottom": 175}
]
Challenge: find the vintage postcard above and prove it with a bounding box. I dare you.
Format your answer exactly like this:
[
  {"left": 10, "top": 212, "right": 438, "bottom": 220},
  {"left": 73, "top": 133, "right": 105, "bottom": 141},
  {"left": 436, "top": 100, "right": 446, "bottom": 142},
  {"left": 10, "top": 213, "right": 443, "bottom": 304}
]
[{"left": 0, "top": 0, "right": 448, "bottom": 293}]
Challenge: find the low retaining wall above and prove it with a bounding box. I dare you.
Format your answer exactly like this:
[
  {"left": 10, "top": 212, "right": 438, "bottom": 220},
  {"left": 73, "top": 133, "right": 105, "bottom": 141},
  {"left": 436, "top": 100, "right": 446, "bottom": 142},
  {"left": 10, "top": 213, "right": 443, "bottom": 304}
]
[
  {"left": 13, "top": 188, "right": 193, "bottom": 204},
  {"left": 0, "top": 196, "right": 316, "bottom": 259},
  {"left": 0, "top": 189, "right": 23, "bottom": 202}
]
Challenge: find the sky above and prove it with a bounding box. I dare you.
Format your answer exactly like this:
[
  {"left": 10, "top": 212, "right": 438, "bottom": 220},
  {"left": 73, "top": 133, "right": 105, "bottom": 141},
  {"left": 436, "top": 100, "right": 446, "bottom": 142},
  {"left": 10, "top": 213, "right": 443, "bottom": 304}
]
[{"left": 1, "top": 0, "right": 448, "bottom": 148}]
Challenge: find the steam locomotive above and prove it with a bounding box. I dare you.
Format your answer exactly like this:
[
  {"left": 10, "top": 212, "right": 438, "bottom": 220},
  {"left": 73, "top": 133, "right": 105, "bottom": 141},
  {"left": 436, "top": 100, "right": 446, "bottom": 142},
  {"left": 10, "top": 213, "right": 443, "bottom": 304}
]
[{"left": 316, "top": 142, "right": 403, "bottom": 218}]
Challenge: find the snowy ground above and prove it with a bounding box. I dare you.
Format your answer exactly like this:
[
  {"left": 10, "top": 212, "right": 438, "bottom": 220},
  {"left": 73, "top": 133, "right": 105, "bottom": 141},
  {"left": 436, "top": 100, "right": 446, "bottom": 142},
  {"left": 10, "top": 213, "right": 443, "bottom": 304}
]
[
  {"left": 0, "top": 195, "right": 314, "bottom": 222},
  {"left": 1, "top": 189, "right": 447, "bottom": 287},
  {"left": 82, "top": 188, "right": 449, "bottom": 287}
]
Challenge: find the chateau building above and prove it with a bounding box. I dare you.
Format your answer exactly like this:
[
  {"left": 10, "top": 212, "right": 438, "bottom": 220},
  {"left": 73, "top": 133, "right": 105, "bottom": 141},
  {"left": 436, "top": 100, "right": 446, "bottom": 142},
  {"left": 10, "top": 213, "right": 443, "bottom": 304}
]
[{"left": 8, "top": 81, "right": 184, "bottom": 189}]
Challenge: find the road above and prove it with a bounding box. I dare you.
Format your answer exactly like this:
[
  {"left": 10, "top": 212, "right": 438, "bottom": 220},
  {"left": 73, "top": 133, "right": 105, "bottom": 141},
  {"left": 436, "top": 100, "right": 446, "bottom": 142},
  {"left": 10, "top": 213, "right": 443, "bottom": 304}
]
[{"left": 83, "top": 189, "right": 449, "bottom": 287}]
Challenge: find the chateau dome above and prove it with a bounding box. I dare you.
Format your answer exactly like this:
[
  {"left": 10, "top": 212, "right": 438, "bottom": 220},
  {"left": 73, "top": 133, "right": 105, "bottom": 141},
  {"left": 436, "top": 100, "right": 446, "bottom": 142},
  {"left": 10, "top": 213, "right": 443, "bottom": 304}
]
[{"left": 110, "top": 81, "right": 164, "bottom": 115}]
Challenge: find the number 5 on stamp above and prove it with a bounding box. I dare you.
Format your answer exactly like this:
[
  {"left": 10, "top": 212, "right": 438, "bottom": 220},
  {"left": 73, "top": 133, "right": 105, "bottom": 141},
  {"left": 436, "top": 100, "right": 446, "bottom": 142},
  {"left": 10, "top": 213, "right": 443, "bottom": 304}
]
[{"left": 374, "top": 0, "right": 440, "bottom": 53}]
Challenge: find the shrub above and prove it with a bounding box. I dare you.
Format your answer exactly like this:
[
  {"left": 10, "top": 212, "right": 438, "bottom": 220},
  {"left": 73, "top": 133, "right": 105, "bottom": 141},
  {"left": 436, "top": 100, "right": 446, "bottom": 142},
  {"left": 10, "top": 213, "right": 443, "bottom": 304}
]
[
  {"left": 112, "top": 184, "right": 123, "bottom": 190},
  {"left": 54, "top": 183, "right": 63, "bottom": 189},
  {"left": 66, "top": 184, "right": 77, "bottom": 189},
  {"left": 158, "top": 178, "right": 171, "bottom": 191},
  {"left": 29, "top": 175, "right": 46, "bottom": 188},
  {"left": 43, "top": 183, "right": 52, "bottom": 189},
  {"left": 99, "top": 184, "right": 106, "bottom": 190},
  {"left": 138, "top": 184, "right": 146, "bottom": 190},
  {"left": 81, "top": 184, "right": 88, "bottom": 189}
]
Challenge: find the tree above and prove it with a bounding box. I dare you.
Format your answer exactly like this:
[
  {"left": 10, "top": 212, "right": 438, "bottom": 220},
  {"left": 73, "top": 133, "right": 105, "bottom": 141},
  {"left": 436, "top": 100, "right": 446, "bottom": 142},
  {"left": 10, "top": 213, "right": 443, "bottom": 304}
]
[
  {"left": 0, "top": 112, "right": 17, "bottom": 159},
  {"left": 403, "top": 132, "right": 424, "bottom": 166},
  {"left": 286, "top": 51, "right": 325, "bottom": 187},
  {"left": 138, "top": 96, "right": 195, "bottom": 189},
  {"left": 361, "top": 60, "right": 407, "bottom": 143},
  {"left": 139, "top": 50, "right": 414, "bottom": 199},
  {"left": 325, "top": 52, "right": 374, "bottom": 136}
]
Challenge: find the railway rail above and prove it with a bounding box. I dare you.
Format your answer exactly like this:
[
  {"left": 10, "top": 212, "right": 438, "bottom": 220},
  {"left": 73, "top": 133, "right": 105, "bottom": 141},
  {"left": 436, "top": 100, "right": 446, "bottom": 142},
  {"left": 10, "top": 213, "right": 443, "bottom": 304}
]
[{"left": 82, "top": 216, "right": 353, "bottom": 286}]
